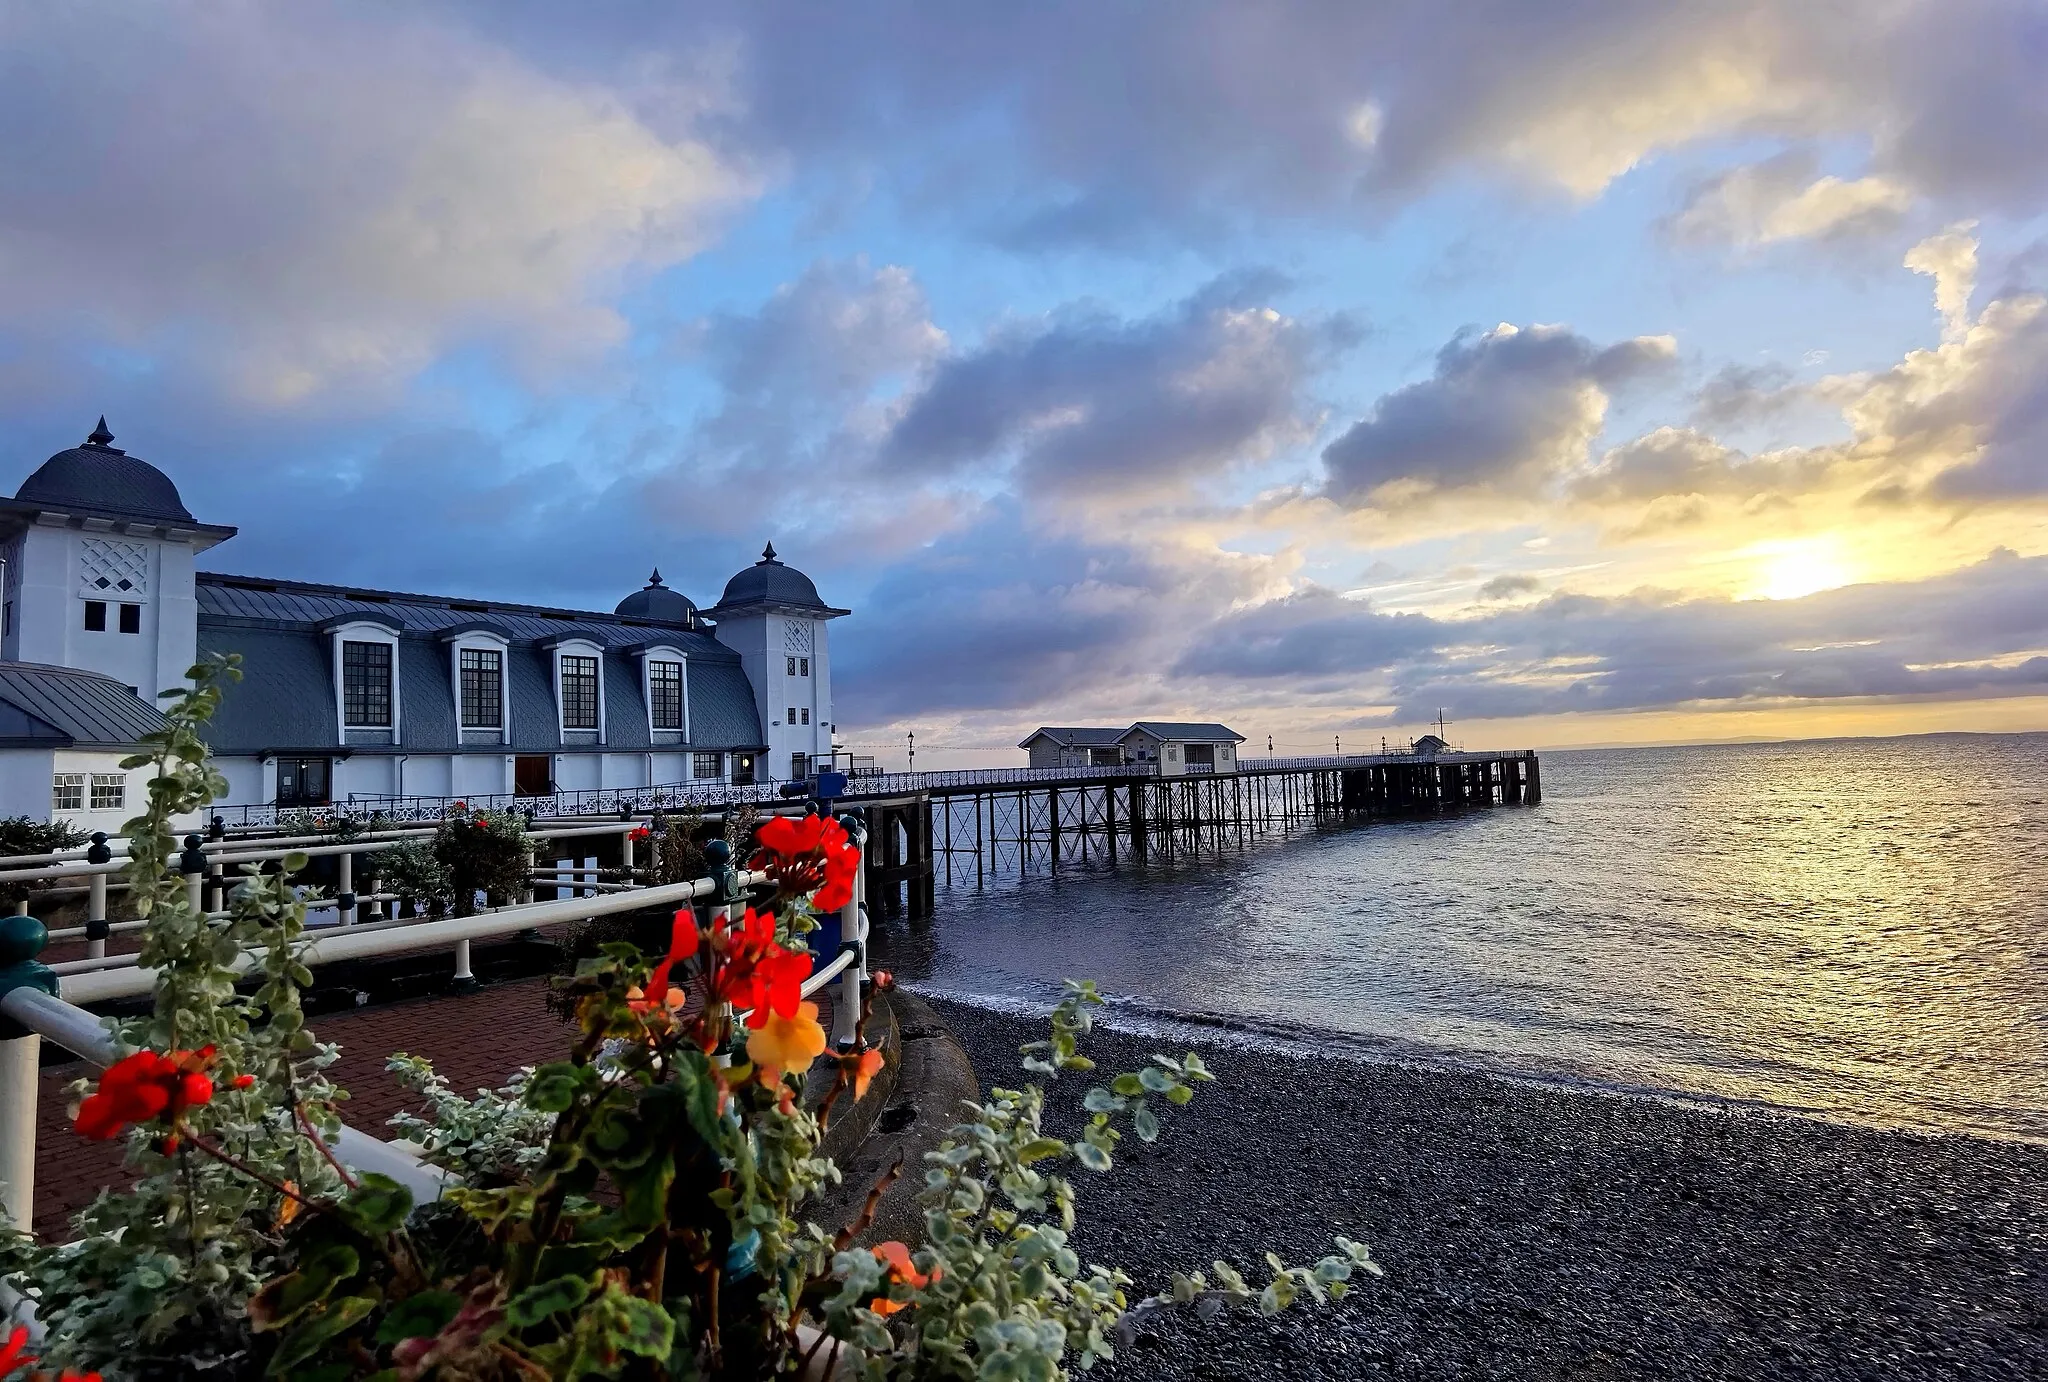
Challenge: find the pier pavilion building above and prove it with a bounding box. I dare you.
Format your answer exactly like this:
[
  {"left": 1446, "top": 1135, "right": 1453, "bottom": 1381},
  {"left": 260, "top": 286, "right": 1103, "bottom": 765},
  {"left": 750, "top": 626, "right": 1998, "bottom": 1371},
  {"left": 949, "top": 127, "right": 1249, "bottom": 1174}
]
[
  {"left": 0, "top": 422, "right": 848, "bottom": 825},
  {"left": 1021, "top": 722, "right": 1245, "bottom": 775}
]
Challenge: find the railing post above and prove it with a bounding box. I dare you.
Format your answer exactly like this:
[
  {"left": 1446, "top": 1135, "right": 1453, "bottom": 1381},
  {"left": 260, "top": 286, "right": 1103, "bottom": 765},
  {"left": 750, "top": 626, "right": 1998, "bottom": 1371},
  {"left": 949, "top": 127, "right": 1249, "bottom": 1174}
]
[
  {"left": 336, "top": 848, "right": 355, "bottom": 927},
  {"left": 85, "top": 832, "right": 112, "bottom": 960},
  {"left": 451, "top": 938, "right": 476, "bottom": 991},
  {"left": 833, "top": 816, "right": 868, "bottom": 1050},
  {"left": 180, "top": 834, "right": 207, "bottom": 914},
  {"left": 0, "top": 912, "right": 58, "bottom": 1233}
]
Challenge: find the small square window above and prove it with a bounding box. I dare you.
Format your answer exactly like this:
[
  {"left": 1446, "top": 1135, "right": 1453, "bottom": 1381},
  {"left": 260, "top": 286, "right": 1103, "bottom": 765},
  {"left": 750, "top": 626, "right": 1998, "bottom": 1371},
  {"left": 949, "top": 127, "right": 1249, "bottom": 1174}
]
[
  {"left": 83, "top": 601, "right": 106, "bottom": 631},
  {"left": 692, "top": 751, "right": 723, "bottom": 780},
  {"left": 53, "top": 773, "right": 84, "bottom": 812},
  {"left": 118, "top": 603, "right": 140, "bottom": 633},
  {"left": 90, "top": 773, "right": 125, "bottom": 810}
]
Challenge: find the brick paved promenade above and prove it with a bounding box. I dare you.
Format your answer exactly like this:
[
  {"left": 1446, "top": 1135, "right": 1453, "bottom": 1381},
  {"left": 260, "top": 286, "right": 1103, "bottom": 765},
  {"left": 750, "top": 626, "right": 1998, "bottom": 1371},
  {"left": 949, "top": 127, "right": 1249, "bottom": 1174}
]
[{"left": 29, "top": 976, "right": 579, "bottom": 1241}]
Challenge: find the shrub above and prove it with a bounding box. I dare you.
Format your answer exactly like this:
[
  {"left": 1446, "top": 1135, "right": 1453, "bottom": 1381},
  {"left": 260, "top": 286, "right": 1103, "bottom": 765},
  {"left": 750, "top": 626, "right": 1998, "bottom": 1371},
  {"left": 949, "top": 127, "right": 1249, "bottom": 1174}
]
[
  {"left": 371, "top": 839, "right": 451, "bottom": 919},
  {"left": 432, "top": 807, "right": 529, "bottom": 916},
  {"left": 0, "top": 815, "right": 86, "bottom": 906}
]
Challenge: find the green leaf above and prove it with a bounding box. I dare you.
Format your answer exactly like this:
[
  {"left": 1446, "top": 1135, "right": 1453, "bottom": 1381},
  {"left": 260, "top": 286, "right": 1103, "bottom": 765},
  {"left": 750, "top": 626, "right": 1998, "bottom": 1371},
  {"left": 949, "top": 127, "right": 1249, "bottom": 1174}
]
[
  {"left": 1137, "top": 1066, "right": 1174, "bottom": 1092},
  {"left": 1164, "top": 1084, "right": 1195, "bottom": 1105},
  {"left": 1132, "top": 1103, "right": 1160, "bottom": 1143},
  {"left": 249, "top": 1242, "right": 359, "bottom": 1330},
  {"left": 1109, "top": 1073, "right": 1144, "bottom": 1097},
  {"left": 526, "top": 1061, "right": 594, "bottom": 1113},
  {"left": 374, "top": 1290, "right": 462, "bottom": 1345},
  {"left": 340, "top": 1173, "right": 413, "bottom": 1235},
  {"left": 1071, "top": 1140, "right": 1112, "bottom": 1172},
  {"left": 267, "top": 1295, "right": 376, "bottom": 1374},
  {"left": 1017, "top": 1137, "right": 1067, "bottom": 1164},
  {"left": 1081, "top": 1088, "right": 1124, "bottom": 1114},
  {"left": 507, "top": 1274, "right": 593, "bottom": 1328}
]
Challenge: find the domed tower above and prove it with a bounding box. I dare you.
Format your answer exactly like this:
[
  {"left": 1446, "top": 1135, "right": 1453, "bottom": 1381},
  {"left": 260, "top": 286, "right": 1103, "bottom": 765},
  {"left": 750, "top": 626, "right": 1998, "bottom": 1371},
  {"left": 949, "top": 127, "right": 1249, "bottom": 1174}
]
[
  {"left": 613, "top": 568, "right": 700, "bottom": 628},
  {"left": 703, "top": 543, "right": 849, "bottom": 781},
  {"left": 1, "top": 420, "right": 237, "bottom": 695}
]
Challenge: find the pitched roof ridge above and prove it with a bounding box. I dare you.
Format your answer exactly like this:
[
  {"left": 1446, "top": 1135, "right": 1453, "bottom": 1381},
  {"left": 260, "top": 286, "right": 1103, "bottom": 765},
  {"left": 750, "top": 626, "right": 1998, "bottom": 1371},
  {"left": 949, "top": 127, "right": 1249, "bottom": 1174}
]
[{"left": 197, "top": 570, "right": 695, "bottom": 628}]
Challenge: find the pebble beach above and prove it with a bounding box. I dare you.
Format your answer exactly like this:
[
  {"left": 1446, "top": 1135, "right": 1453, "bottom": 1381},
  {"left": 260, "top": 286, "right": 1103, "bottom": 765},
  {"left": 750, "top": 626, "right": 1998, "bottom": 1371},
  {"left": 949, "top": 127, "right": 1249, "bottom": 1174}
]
[{"left": 927, "top": 998, "right": 2048, "bottom": 1382}]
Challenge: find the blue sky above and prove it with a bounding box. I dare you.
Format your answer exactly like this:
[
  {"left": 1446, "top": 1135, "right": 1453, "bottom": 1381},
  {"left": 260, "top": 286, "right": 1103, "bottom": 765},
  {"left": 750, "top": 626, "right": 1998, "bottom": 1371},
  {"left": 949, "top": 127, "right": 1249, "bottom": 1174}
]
[{"left": 4, "top": 1, "right": 2046, "bottom": 763}]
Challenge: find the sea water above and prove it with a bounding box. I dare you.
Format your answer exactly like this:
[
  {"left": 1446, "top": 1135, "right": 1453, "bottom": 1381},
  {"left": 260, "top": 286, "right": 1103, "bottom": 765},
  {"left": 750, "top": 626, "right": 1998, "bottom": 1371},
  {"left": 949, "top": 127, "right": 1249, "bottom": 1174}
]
[{"left": 872, "top": 733, "right": 2048, "bottom": 1142}]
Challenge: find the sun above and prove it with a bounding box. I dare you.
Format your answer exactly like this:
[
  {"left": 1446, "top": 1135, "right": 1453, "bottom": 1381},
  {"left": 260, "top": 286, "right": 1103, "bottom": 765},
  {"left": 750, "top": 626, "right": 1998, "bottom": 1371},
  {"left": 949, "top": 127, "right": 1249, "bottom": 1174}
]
[{"left": 1750, "top": 538, "right": 1853, "bottom": 601}]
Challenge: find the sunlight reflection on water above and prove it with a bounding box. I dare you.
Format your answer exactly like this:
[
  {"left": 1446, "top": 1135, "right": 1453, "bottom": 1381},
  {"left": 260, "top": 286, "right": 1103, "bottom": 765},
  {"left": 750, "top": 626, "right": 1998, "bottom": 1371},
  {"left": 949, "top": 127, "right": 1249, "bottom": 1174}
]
[{"left": 873, "top": 733, "right": 2048, "bottom": 1141}]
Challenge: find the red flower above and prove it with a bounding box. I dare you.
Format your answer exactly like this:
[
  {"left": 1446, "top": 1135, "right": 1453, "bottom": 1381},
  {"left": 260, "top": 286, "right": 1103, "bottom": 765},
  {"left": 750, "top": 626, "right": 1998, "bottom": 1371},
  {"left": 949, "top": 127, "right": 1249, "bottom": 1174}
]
[
  {"left": 744, "top": 948, "right": 811, "bottom": 1029},
  {"left": 1, "top": 1326, "right": 32, "bottom": 1377},
  {"left": 74, "top": 1046, "right": 219, "bottom": 1143},
  {"left": 752, "top": 814, "right": 860, "bottom": 911},
  {"left": 230, "top": 1073, "right": 256, "bottom": 1089},
  {"left": 631, "top": 909, "right": 702, "bottom": 1014},
  {"left": 629, "top": 825, "right": 652, "bottom": 842}
]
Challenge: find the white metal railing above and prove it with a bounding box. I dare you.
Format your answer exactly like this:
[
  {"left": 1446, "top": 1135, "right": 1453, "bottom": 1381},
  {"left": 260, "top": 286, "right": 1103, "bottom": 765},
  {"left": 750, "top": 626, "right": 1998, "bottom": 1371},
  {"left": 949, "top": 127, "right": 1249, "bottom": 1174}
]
[{"left": 0, "top": 830, "right": 871, "bottom": 1262}]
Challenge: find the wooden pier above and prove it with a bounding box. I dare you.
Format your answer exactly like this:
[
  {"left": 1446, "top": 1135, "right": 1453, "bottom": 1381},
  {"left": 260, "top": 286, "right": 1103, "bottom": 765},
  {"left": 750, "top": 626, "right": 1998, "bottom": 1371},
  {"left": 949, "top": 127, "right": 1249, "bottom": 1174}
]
[{"left": 844, "top": 750, "right": 1540, "bottom": 921}]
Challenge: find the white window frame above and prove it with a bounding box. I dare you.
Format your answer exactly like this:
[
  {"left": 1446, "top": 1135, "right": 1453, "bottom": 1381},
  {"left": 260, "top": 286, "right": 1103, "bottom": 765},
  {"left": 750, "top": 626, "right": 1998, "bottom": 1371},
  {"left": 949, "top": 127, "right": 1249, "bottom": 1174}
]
[
  {"left": 550, "top": 639, "right": 607, "bottom": 738},
  {"left": 692, "top": 750, "right": 724, "bottom": 781},
  {"left": 329, "top": 622, "right": 402, "bottom": 738},
  {"left": 89, "top": 773, "right": 126, "bottom": 810},
  {"left": 444, "top": 630, "right": 511, "bottom": 737},
  {"left": 637, "top": 645, "right": 689, "bottom": 737},
  {"left": 52, "top": 773, "right": 84, "bottom": 813}
]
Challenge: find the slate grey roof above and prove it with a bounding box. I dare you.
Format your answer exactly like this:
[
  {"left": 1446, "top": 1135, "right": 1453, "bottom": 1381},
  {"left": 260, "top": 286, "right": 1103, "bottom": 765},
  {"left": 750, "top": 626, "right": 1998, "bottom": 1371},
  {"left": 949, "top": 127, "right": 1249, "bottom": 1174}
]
[
  {"left": 194, "top": 572, "right": 763, "bottom": 756},
  {"left": 0, "top": 662, "right": 169, "bottom": 749},
  {"left": 1018, "top": 726, "right": 1127, "bottom": 749},
  {"left": 6, "top": 421, "right": 234, "bottom": 537},
  {"left": 704, "top": 544, "right": 848, "bottom": 618},
  {"left": 1122, "top": 722, "right": 1245, "bottom": 743}
]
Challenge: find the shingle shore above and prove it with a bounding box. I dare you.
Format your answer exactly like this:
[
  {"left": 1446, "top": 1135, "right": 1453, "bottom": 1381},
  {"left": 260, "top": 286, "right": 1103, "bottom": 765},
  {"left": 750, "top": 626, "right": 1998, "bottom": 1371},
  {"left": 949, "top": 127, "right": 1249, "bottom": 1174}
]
[{"left": 927, "top": 997, "right": 2048, "bottom": 1382}]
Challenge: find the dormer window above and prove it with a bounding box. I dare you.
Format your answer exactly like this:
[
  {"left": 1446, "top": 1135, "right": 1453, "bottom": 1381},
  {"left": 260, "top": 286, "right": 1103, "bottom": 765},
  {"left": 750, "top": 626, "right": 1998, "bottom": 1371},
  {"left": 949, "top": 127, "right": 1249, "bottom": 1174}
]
[
  {"left": 323, "top": 616, "right": 404, "bottom": 738},
  {"left": 460, "top": 648, "right": 503, "bottom": 727},
  {"left": 443, "top": 625, "right": 512, "bottom": 739},
  {"left": 342, "top": 641, "right": 393, "bottom": 727},
  {"left": 544, "top": 637, "right": 607, "bottom": 738},
  {"left": 561, "top": 656, "right": 599, "bottom": 728},
  {"left": 649, "top": 660, "right": 683, "bottom": 730}
]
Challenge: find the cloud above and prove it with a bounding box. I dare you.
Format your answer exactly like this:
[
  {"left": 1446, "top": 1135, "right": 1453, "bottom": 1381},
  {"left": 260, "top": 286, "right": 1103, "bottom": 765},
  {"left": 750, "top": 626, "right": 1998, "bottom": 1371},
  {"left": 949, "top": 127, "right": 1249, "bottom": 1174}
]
[
  {"left": 0, "top": 1, "right": 754, "bottom": 407},
  {"left": 1905, "top": 221, "right": 1982, "bottom": 339},
  {"left": 1690, "top": 362, "right": 1800, "bottom": 430},
  {"left": 1478, "top": 573, "right": 1543, "bottom": 601},
  {"left": 880, "top": 276, "right": 1327, "bottom": 496},
  {"left": 486, "top": 0, "right": 2048, "bottom": 241},
  {"left": 1667, "top": 152, "right": 1912, "bottom": 247},
  {"left": 832, "top": 510, "right": 1279, "bottom": 722},
  {"left": 1320, "top": 323, "right": 1675, "bottom": 506},
  {"left": 1162, "top": 550, "right": 2048, "bottom": 725}
]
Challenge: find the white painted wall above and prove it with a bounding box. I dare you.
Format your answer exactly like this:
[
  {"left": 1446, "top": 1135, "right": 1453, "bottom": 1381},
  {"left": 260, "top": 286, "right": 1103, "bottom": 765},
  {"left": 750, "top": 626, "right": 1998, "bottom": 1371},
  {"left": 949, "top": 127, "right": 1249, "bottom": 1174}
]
[
  {"left": 449, "top": 753, "right": 508, "bottom": 799},
  {"left": 406, "top": 756, "right": 452, "bottom": 800},
  {"left": 553, "top": 753, "right": 600, "bottom": 792},
  {"left": 214, "top": 755, "right": 267, "bottom": 807},
  {"left": 335, "top": 754, "right": 398, "bottom": 802},
  {"left": 649, "top": 751, "right": 688, "bottom": 785},
  {"left": 601, "top": 753, "right": 648, "bottom": 789},
  {"left": 0, "top": 747, "right": 56, "bottom": 819}
]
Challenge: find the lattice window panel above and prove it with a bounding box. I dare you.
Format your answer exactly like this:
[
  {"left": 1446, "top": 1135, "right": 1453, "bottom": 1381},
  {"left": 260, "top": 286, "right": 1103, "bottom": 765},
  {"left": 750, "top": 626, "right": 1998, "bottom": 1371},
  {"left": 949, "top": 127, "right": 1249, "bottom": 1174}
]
[
  {"left": 782, "top": 620, "right": 814, "bottom": 655},
  {"left": 79, "top": 539, "right": 148, "bottom": 598}
]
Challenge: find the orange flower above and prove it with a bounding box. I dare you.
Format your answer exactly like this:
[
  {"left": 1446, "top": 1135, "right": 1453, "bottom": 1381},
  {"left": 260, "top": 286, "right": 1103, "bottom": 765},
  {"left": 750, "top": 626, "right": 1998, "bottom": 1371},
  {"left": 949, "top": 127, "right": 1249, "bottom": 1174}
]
[
  {"left": 851, "top": 1046, "right": 885, "bottom": 1101},
  {"left": 868, "top": 1240, "right": 934, "bottom": 1315},
  {"left": 746, "top": 1001, "right": 826, "bottom": 1076}
]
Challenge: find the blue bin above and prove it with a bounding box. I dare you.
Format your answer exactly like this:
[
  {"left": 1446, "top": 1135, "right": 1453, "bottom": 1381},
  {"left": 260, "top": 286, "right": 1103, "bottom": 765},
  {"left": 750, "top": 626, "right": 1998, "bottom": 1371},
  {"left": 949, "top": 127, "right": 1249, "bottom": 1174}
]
[{"left": 807, "top": 909, "right": 843, "bottom": 978}]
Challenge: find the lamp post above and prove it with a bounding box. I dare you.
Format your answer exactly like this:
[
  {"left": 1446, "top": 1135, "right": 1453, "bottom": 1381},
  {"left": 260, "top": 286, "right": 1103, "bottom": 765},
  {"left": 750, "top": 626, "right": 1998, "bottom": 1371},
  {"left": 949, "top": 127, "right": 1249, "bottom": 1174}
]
[{"left": 908, "top": 730, "right": 915, "bottom": 774}]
